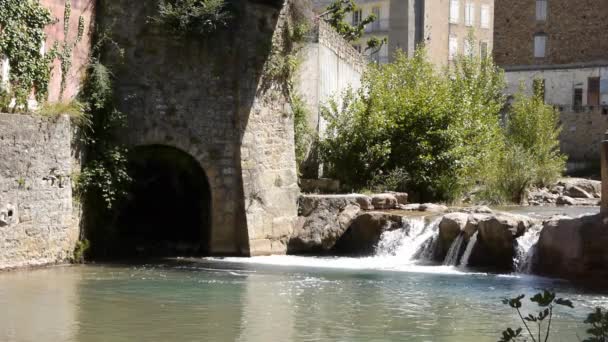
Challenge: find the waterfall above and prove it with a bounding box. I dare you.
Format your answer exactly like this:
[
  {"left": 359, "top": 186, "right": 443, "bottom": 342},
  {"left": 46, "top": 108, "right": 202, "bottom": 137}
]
[
  {"left": 514, "top": 225, "right": 542, "bottom": 273},
  {"left": 443, "top": 233, "right": 465, "bottom": 266},
  {"left": 459, "top": 231, "right": 478, "bottom": 268},
  {"left": 375, "top": 217, "right": 442, "bottom": 263}
]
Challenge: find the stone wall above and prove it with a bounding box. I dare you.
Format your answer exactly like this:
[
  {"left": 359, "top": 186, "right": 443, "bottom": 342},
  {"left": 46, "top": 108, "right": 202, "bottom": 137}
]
[
  {"left": 494, "top": 0, "right": 608, "bottom": 68},
  {"left": 296, "top": 19, "right": 366, "bottom": 177},
  {"left": 98, "top": 0, "right": 300, "bottom": 256},
  {"left": 0, "top": 113, "right": 77, "bottom": 269}
]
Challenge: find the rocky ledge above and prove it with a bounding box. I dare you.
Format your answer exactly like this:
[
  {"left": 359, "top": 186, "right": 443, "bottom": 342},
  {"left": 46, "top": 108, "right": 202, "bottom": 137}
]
[
  {"left": 527, "top": 178, "right": 601, "bottom": 206},
  {"left": 534, "top": 213, "right": 608, "bottom": 281}
]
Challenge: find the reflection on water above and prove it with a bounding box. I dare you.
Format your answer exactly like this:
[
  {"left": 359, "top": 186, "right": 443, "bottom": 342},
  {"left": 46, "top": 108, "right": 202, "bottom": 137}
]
[{"left": 0, "top": 260, "right": 607, "bottom": 342}]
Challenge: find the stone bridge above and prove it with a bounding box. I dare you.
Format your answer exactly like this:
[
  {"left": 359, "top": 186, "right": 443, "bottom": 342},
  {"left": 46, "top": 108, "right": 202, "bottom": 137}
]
[{"left": 96, "top": 0, "right": 303, "bottom": 256}]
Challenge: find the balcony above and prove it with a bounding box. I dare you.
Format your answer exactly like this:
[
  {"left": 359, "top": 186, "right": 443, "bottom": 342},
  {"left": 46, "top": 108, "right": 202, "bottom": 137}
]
[
  {"left": 364, "top": 19, "right": 389, "bottom": 33},
  {"left": 556, "top": 104, "right": 608, "bottom": 115}
]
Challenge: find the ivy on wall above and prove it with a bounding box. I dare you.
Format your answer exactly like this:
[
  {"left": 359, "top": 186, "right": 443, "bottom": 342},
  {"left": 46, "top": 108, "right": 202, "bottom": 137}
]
[
  {"left": 58, "top": 0, "right": 85, "bottom": 100},
  {"left": 0, "top": 0, "right": 57, "bottom": 111}
]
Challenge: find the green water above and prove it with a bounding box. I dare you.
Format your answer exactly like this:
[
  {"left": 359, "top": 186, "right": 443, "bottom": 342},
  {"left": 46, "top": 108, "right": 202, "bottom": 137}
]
[{"left": 0, "top": 258, "right": 606, "bottom": 342}]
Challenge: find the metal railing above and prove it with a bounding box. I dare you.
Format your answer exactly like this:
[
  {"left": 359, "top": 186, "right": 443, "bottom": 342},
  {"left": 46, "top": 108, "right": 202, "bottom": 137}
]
[{"left": 556, "top": 104, "right": 608, "bottom": 115}]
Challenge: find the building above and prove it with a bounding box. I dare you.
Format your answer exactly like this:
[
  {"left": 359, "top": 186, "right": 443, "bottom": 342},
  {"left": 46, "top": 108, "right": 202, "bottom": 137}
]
[
  {"left": 312, "top": 0, "right": 495, "bottom": 67},
  {"left": 494, "top": 0, "right": 608, "bottom": 169}
]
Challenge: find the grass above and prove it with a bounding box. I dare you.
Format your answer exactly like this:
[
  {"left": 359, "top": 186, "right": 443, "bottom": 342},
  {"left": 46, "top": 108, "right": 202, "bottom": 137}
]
[{"left": 38, "top": 100, "right": 91, "bottom": 127}]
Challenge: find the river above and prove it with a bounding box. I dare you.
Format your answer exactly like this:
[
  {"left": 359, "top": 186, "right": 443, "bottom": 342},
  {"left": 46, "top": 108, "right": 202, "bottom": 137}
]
[{"left": 0, "top": 206, "right": 604, "bottom": 341}]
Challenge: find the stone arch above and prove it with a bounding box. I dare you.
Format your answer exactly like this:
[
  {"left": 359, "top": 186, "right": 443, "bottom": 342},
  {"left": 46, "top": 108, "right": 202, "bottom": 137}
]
[{"left": 110, "top": 144, "right": 214, "bottom": 256}]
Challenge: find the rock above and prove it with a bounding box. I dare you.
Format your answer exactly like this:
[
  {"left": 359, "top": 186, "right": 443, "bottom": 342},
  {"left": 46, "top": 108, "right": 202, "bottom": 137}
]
[
  {"left": 0, "top": 204, "right": 17, "bottom": 227},
  {"left": 535, "top": 214, "right": 608, "bottom": 280},
  {"left": 390, "top": 192, "right": 409, "bottom": 205},
  {"left": 527, "top": 189, "right": 558, "bottom": 204},
  {"left": 333, "top": 212, "right": 403, "bottom": 255},
  {"left": 419, "top": 203, "right": 448, "bottom": 213},
  {"left": 564, "top": 185, "right": 594, "bottom": 199},
  {"left": 465, "top": 212, "right": 536, "bottom": 271},
  {"left": 298, "top": 194, "right": 373, "bottom": 217},
  {"left": 300, "top": 178, "right": 340, "bottom": 194},
  {"left": 371, "top": 194, "right": 398, "bottom": 210},
  {"left": 558, "top": 178, "right": 601, "bottom": 198},
  {"left": 290, "top": 197, "right": 364, "bottom": 253},
  {"left": 556, "top": 195, "right": 576, "bottom": 206},
  {"left": 438, "top": 213, "right": 468, "bottom": 257}
]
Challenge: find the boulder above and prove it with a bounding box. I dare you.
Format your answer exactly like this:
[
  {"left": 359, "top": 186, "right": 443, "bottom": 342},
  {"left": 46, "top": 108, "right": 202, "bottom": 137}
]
[
  {"left": 399, "top": 203, "right": 421, "bottom": 211},
  {"left": 371, "top": 194, "right": 398, "bottom": 210},
  {"left": 332, "top": 212, "right": 404, "bottom": 255},
  {"left": 390, "top": 192, "right": 409, "bottom": 205},
  {"left": 564, "top": 185, "right": 594, "bottom": 199},
  {"left": 465, "top": 212, "right": 536, "bottom": 271},
  {"left": 290, "top": 197, "right": 364, "bottom": 253},
  {"left": 558, "top": 178, "right": 601, "bottom": 198},
  {"left": 298, "top": 194, "right": 373, "bottom": 217},
  {"left": 535, "top": 214, "right": 608, "bottom": 281},
  {"left": 556, "top": 195, "right": 576, "bottom": 206},
  {"left": 438, "top": 213, "right": 468, "bottom": 257}
]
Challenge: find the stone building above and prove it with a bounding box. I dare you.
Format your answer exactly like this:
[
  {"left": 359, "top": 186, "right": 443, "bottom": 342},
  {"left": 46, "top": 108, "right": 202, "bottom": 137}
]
[
  {"left": 494, "top": 0, "right": 608, "bottom": 170},
  {"left": 312, "top": 0, "right": 495, "bottom": 67}
]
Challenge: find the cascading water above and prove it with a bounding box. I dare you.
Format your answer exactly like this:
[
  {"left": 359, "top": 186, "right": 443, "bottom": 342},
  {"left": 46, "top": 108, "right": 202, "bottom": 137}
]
[
  {"left": 375, "top": 217, "right": 441, "bottom": 262},
  {"left": 443, "top": 233, "right": 465, "bottom": 266},
  {"left": 459, "top": 231, "right": 478, "bottom": 268},
  {"left": 514, "top": 224, "right": 542, "bottom": 273}
]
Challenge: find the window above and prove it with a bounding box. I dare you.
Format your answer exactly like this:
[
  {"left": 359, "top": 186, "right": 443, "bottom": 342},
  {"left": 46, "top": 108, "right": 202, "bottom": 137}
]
[
  {"left": 534, "top": 34, "right": 547, "bottom": 58},
  {"left": 450, "top": 0, "right": 460, "bottom": 23},
  {"left": 573, "top": 88, "right": 583, "bottom": 108},
  {"left": 533, "top": 79, "right": 545, "bottom": 102},
  {"left": 449, "top": 36, "right": 458, "bottom": 60},
  {"left": 464, "top": 39, "right": 473, "bottom": 56},
  {"left": 480, "top": 41, "right": 489, "bottom": 59},
  {"left": 372, "top": 7, "right": 381, "bottom": 31},
  {"left": 465, "top": 2, "right": 475, "bottom": 26},
  {"left": 536, "top": 0, "right": 547, "bottom": 21},
  {"left": 352, "top": 9, "right": 362, "bottom": 26},
  {"left": 481, "top": 5, "right": 490, "bottom": 28},
  {"left": 588, "top": 77, "right": 600, "bottom": 106}
]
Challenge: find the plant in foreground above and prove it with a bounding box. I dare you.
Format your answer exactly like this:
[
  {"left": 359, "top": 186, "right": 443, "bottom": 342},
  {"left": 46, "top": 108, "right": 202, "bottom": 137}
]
[{"left": 500, "top": 290, "right": 608, "bottom": 342}]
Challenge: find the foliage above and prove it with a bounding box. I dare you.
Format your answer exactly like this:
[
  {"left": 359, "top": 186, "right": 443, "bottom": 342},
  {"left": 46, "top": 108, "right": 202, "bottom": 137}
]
[
  {"left": 0, "top": 0, "right": 57, "bottom": 110},
  {"left": 291, "top": 93, "right": 315, "bottom": 172},
  {"left": 75, "top": 60, "right": 131, "bottom": 209},
  {"left": 584, "top": 308, "right": 608, "bottom": 342},
  {"left": 321, "top": 0, "right": 376, "bottom": 42},
  {"left": 38, "top": 100, "right": 91, "bottom": 127},
  {"left": 368, "top": 167, "right": 410, "bottom": 193},
  {"left": 151, "top": 0, "right": 232, "bottom": 36},
  {"left": 72, "top": 239, "right": 90, "bottom": 263},
  {"left": 505, "top": 85, "right": 566, "bottom": 187},
  {"left": 500, "top": 290, "right": 574, "bottom": 342},
  {"left": 58, "top": 0, "right": 85, "bottom": 100},
  {"left": 320, "top": 49, "right": 505, "bottom": 201}
]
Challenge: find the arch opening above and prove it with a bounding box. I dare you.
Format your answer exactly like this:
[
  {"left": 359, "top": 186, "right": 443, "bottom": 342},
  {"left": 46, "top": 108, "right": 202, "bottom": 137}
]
[{"left": 110, "top": 145, "right": 211, "bottom": 257}]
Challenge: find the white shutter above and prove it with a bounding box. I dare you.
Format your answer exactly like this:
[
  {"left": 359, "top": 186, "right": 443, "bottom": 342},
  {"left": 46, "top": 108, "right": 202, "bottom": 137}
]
[
  {"left": 536, "top": 0, "right": 547, "bottom": 21},
  {"left": 465, "top": 2, "right": 474, "bottom": 26},
  {"left": 534, "top": 35, "right": 546, "bottom": 58},
  {"left": 449, "top": 36, "right": 458, "bottom": 60},
  {"left": 481, "top": 5, "right": 490, "bottom": 28},
  {"left": 0, "top": 56, "right": 9, "bottom": 91},
  {"left": 450, "top": 0, "right": 460, "bottom": 23}
]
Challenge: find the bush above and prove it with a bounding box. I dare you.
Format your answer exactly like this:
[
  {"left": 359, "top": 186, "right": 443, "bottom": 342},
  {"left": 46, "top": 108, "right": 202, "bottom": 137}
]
[
  {"left": 151, "top": 0, "right": 232, "bottom": 36},
  {"left": 320, "top": 49, "right": 504, "bottom": 201}
]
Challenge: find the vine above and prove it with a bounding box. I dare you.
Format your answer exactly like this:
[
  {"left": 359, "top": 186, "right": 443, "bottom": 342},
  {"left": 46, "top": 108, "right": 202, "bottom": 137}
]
[
  {"left": 0, "top": 0, "right": 57, "bottom": 111},
  {"left": 58, "top": 0, "right": 85, "bottom": 100}
]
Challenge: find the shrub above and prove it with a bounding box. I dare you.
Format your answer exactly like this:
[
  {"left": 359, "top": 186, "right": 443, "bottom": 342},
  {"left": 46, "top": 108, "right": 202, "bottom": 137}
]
[
  {"left": 320, "top": 49, "right": 504, "bottom": 202},
  {"left": 151, "top": 0, "right": 232, "bottom": 36}
]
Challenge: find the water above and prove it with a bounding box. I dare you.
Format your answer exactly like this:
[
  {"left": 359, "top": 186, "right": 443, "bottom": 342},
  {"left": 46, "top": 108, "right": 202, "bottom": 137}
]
[
  {"left": 443, "top": 234, "right": 465, "bottom": 266},
  {"left": 0, "top": 207, "right": 602, "bottom": 341},
  {"left": 0, "top": 261, "right": 606, "bottom": 342},
  {"left": 460, "top": 231, "right": 478, "bottom": 268}
]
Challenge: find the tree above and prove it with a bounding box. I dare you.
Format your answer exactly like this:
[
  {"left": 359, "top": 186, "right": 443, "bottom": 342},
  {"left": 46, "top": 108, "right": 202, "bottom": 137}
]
[{"left": 320, "top": 0, "right": 387, "bottom": 52}]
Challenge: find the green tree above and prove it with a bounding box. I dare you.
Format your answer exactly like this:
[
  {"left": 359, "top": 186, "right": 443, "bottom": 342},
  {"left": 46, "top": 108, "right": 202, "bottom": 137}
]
[
  {"left": 150, "top": 0, "right": 232, "bottom": 36},
  {"left": 320, "top": 0, "right": 386, "bottom": 52}
]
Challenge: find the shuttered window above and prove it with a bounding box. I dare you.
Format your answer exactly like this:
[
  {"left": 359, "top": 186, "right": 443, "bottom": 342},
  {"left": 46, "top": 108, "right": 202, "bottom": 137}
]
[
  {"left": 449, "top": 36, "right": 458, "bottom": 60},
  {"left": 465, "top": 2, "right": 475, "bottom": 26},
  {"left": 481, "top": 5, "right": 490, "bottom": 28},
  {"left": 534, "top": 34, "right": 547, "bottom": 58},
  {"left": 450, "top": 0, "right": 460, "bottom": 23},
  {"left": 536, "top": 0, "right": 547, "bottom": 21}
]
